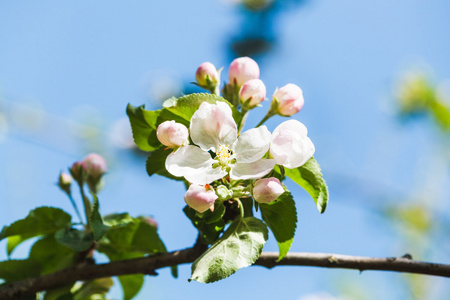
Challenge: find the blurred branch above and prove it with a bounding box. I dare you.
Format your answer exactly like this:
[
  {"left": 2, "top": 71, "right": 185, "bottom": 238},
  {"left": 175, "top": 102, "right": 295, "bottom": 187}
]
[{"left": 1, "top": 247, "right": 450, "bottom": 300}]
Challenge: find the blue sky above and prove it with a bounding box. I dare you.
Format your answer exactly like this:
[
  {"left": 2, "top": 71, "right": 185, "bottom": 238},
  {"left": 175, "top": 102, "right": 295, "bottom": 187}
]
[{"left": 1, "top": 1, "right": 450, "bottom": 299}]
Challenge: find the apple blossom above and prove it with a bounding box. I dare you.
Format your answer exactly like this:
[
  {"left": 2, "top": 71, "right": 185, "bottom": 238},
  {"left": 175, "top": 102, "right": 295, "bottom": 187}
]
[
  {"left": 195, "top": 62, "right": 219, "bottom": 87},
  {"left": 166, "top": 101, "right": 276, "bottom": 185},
  {"left": 69, "top": 161, "right": 86, "bottom": 182},
  {"left": 157, "top": 120, "right": 189, "bottom": 148},
  {"left": 58, "top": 172, "right": 72, "bottom": 195},
  {"left": 229, "top": 57, "right": 260, "bottom": 87},
  {"left": 253, "top": 177, "right": 284, "bottom": 203},
  {"left": 273, "top": 83, "right": 304, "bottom": 116},
  {"left": 141, "top": 216, "right": 158, "bottom": 228},
  {"left": 270, "top": 120, "right": 315, "bottom": 169},
  {"left": 83, "top": 153, "right": 107, "bottom": 178},
  {"left": 184, "top": 184, "right": 218, "bottom": 213},
  {"left": 239, "top": 79, "right": 266, "bottom": 107}
]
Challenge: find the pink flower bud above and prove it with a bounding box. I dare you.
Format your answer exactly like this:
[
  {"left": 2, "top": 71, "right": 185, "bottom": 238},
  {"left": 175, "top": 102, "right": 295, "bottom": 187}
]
[
  {"left": 141, "top": 216, "right": 158, "bottom": 228},
  {"left": 58, "top": 172, "right": 72, "bottom": 195},
  {"left": 253, "top": 177, "right": 284, "bottom": 204},
  {"left": 228, "top": 57, "right": 260, "bottom": 87},
  {"left": 69, "top": 161, "right": 86, "bottom": 182},
  {"left": 239, "top": 79, "right": 266, "bottom": 106},
  {"left": 184, "top": 184, "right": 218, "bottom": 213},
  {"left": 82, "top": 153, "right": 107, "bottom": 178},
  {"left": 273, "top": 84, "right": 304, "bottom": 116},
  {"left": 157, "top": 121, "right": 189, "bottom": 148},
  {"left": 59, "top": 172, "right": 73, "bottom": 186},
  {"left": 195, "top": 62, "right": 219, "bottom": 87}
]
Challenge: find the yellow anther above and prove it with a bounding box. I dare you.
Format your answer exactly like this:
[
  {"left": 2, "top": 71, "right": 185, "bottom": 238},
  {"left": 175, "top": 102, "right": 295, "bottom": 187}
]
[{"left": 216, "top": 144, "right": 232, "bottom": 165}]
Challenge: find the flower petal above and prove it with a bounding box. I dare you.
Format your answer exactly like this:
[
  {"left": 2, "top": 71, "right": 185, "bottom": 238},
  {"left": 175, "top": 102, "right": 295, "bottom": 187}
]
[
  {"left": 190, "top": 102, "right": 237, "bottom": 151},
  {"left": 229, "top": 159, "right": 276, "bottom": 180},
  {"left": 233, "top": 126, "right": 271, "bottom": 163},
  {"left": 166, "top": 145, "right": 226, "bottom": 184},
  {"left": 270, "top": 120, "right": 315, "bottom": 169}
]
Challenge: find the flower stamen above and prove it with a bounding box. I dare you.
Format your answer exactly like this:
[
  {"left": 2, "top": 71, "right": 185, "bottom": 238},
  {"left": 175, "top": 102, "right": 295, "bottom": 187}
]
[{"left": 216, "top": 144, "right": 233, "bottom": 166}]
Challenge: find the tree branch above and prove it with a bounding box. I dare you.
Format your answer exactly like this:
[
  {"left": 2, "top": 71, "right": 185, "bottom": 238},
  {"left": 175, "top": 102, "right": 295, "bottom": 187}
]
[{"left": 1, "top": 249, "right": 449, "bottom": 300}]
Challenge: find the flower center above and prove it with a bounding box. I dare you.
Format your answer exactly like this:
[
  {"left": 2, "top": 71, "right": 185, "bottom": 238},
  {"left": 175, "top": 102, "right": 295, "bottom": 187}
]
[{"left": 216, "top": 144, "right": 233, "bottom": 166}]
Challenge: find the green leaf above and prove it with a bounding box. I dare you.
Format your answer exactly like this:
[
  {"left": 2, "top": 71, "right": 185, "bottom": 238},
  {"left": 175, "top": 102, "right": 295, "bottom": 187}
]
[
  {"left": 190, "top": 217, "right": 268, "bottom": 283},
  {"left": 43, "top": 285, "right": 74, "bottom": 300},
  {"left": 118, "top": 274, "right": 144, "bottom": 300},
  {"left": 90, "top": 196, "right": 110, "bottom": 241},
  {"left": 162, "top": 93, "right": 242, "bottom": 125},
  {"left": 30, "top": 236, "right": 76, "bottom": 274},
  {"left": 98, "top": 217, "right": 167, "bottom": 261},
  {"left": 73, "top": 278, "right": 113, "bottom": 300},
  {"left": 0, "top": 207, "right": 72, "bottom": 255},
  {"left": 284, "top": 157, "right": 329, "bottom": 213},
  {"left": 103, "top": 213, "right": 135, "bottom": 227},
  {"left": 145, "top": 147, "right": 172, "bottom": 177},
  {"left": 126, "top": 103, "right": 162, "bottom": 152},
  {"left": 0, "top": 259, "right": 41, "bottom": 282},
  {"left": 430, "top": 100, "right": 450, "bottom": 131},
  {"left": 55, "top": 227, "right": 94, "bottom": 252},
  {"left": 205, "top": 202, "right": 226, "bottom": 224},
  {"left": 131, "top": 221, "right": 167, "bottom": 253},
  {"left": 260, "top": 191, "right": 297, "bottom": 261},
  {"left": 183, "top": 206, "right": 225, "bottom": 245}
]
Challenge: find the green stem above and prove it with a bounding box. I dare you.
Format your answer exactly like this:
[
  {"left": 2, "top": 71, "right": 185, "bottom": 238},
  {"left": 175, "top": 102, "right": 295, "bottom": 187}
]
[
  {"left": 77, "top": 182, "right": 92, "bottom": 227},
  {"left": 236, "top": 199, "right": 245, "bottom": 218},
  {"left": 238, "top": 109, "right": 248, "bottom": 134},
  {"left": 256, "top": 111, "right": 275, "bottom": 127},
  {"left": 67, "top": 194, "right": 83, "bottom": 224}
]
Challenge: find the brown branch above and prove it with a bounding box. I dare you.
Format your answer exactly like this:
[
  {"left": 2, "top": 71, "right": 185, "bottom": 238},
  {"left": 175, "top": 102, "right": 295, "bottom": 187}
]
[{"left": 1, "top": 249, "right": 449, "bottom": 300}]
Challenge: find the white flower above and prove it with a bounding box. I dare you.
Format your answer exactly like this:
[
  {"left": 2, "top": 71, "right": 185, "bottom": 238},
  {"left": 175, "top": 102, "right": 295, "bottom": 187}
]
[
  {"left": 166, "top": 101, "right": 276, "bottom": 184},
  {"left": 270, "top": 120, "right": 315, "bottom": 169}
]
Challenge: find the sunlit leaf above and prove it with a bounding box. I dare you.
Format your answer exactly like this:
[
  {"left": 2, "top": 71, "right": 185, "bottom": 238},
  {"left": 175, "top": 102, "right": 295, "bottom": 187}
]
[
  {"left": 260, "top": 191, "right": 297, "bottom": 261},
  {"left": 29, "top": 236, "right": 76, "bottom": 274},
  {"left": 284, "top": 157, "right": 329, "bottom": 213},
  {"left": 118, "top": 274, "right": 144, "bottom": 300},
  {"left": 90, "top": 196, "right": 110, "bottom": 241},
  {"left": 0, "top": 207, "right": 72, "bottom": 255},
  {"left": 190, "top": 217, "right": 268, "bottom": 283},
  {"left": 162, "top": 93, "right": 242, "bottom": 125},
  {"left": 55, "top": 228, "right": 94, "bottom": 252},
  {"left": 126, "top": 104, "right": 162, "bottom": 151}
]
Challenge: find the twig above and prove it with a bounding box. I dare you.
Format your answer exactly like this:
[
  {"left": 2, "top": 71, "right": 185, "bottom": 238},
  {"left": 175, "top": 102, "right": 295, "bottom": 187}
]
[{"left": 0, "top": 250, "right": 449, "bottom": 300}]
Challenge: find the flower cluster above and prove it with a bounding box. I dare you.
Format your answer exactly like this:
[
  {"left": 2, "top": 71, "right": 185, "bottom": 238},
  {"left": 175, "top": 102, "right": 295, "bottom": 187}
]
[{"left": 155, "top": 57, "right": 315, "bottom": 213}]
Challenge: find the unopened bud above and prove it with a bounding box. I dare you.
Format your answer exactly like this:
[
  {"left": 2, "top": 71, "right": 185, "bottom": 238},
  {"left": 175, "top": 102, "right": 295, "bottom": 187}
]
[
  {"left": 273, "top": 84, "right": 304, "bottom": 116},
  {"left": 216, "top": 185, "right": 233, "bottom": 200},
  {"left": 184, "top": 184, "right": 218, "bottom": 213},
  {"left": 195, "top": 62, "right": 219, "bottom": 88},
  {"left": 240, "top": 79, "right": 266, "bottom": 107},
  {"left": 157, "top": 121, "right": 189, "bottom": 148},
  {"left": 253, "top": 177, "right": 284, "bottom": 204},
  {"left": 83, "top": 153, "right": 107, "bottom": 178},
  {"left": 58, "top": 172, "right": 73, "bottom": 195},
  {"left": 140, "top": 216, "right": 158, "bottom": 228},
  {"left": 82, "top": 153, "right": 107, "bottom": 194},
  {"left": 228, "top": 57, "right": 260, "bottom": 87},
  {"left": 69, "top": 161, "right": 86, "bottom": 183}
]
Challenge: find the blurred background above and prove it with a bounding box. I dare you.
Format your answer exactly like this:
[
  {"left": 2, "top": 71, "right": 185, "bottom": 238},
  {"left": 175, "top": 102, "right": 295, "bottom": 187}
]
[{"left": 1, "top": 0, "right": 450, "bottom": 299}]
